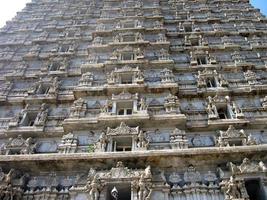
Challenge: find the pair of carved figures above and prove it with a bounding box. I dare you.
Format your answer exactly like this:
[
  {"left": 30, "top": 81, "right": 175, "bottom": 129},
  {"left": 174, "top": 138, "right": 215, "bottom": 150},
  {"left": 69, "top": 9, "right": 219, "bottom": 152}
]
[
  {"left": 0, "top": 168, "right": 20, "bottom": 200},
  {"left": 85, "top": 164, "right": 152, "bottom": 200},
  {"left": 1, "top": 135, "right": 36, "bottom": 155}
]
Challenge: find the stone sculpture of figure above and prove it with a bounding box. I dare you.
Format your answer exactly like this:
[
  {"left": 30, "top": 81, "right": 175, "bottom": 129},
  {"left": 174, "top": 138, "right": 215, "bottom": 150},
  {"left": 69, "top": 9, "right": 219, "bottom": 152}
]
[
  {"left": 225, "top": 176, "right": 242, "bottom": 199},
  {"left": 86, "top": 175, "right": 102, "bottom": 200},
  {"left": 232, "top": 102, "right": 242, "bottom": 115},
  {"left": 101, "top": 100, "right": 112, "bottom": 114},
  {"left": 136, "top": 48, "right": 144, "bottom": 59},
  {"left": 136, "top": 32, "right": 143, "bottom": 42},
  {"left": 247, "top": 134, "right": 257, "bottom": 145},
  {"left": 139, "top": 98, "right": 147, "bottom": 111},
  {"left": 0, "top": 169, "right": 15, "bottom": 200},
  {"left": 135, "top": 69, "right": 144, "bottom": 81},
  {"left": 137, "top": 174, "right": 152, "bottom": 200},
  {"left": 20, "top": 137, "right": 35, "bottom": 154},
  {"left": 136, "top": 131, "right": 149, "bottom": 149},
  {"left": 94, "top": 132, "right": 108, "bottom": 152}
]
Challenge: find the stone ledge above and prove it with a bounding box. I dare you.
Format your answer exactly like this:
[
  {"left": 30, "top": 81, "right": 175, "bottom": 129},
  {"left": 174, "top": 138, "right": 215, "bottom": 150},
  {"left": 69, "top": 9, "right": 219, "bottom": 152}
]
[{"left": 0, "top": 144, "right": 266, "bottom": 162}]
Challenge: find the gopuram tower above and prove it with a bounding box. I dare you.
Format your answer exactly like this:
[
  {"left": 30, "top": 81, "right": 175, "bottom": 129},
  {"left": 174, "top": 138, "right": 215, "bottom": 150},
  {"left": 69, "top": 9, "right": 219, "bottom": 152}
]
[{"left": 0, "top": 0, "right": 267, "bottom": 199}]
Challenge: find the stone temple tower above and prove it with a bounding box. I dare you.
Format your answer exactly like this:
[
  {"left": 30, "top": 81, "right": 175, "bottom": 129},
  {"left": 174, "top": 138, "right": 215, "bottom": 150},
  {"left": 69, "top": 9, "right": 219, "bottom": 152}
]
[{"left": 0, "top": 0, "right": 267, "bottom": 199}]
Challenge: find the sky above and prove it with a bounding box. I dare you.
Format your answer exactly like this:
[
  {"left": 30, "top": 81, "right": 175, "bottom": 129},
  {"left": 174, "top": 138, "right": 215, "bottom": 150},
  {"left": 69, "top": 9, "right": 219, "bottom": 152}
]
[{"left": 0, "top": 0, "right": 266, "bottom": 28}]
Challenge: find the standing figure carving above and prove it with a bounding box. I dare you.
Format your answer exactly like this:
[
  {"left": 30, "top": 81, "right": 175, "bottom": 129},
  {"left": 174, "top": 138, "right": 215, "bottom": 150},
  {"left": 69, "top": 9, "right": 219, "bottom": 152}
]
[
  {"left": 0, "top": 169, "right": 16, "bottom": 200},
  {"left": 137, "top": 174, "right": 152, "bottom": 200},
  {"left": 225, "top": 176, "right": 242, "bottom": 199},
  {"left": 86, "top": 175, "right": 103, "bottom": 200}
]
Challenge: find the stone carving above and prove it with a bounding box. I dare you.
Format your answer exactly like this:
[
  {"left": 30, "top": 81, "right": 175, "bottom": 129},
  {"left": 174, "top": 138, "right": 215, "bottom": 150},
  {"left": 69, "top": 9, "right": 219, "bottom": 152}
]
[
  {"left": 231, "top": 51, "right": 244, "bottom": 64},
  {"left": 135, "top": 131, "right": 149, "bottom": 149},
  {"left": 203, "top": 171, "right": 217, "bottom": 184},
  {"left": 8, "top": 104, "right": 48, "bottom": 128},
  {"left": 158, "top": 49, "right": 170, "bottom": 60},
  {"left": 184, "top": 165, "right": 201, "bottom": 184},
  {"left": 244, "top": 70, "right": 259, "bottom": 85},
  {"left": 107, "top": 122, "right": 139, "bottom": 136},
  {"left": 78, "top": 162, "right": 152, "bottom": 200},
  {"left": 35, "top": 104, "right": 49, "bottom": 126},
  {"left": 0, "top": 168, "right": 19, "bottom": 200},
  {"left": 107, "top": 66, "right": 144, "bottom": 85},
  {"left": 160, "top": 68, "right": 175, "bottom": 83},
  {"left": 169, "top": 172, "right": 182, "bottom": 186},
  {"left": 261, "top": 96, "right": 267, "bottom": 109},
  {"left": 228, "top": 158, "right": 267, "bottom": 175},
  {"left": 196, "top": 69, "right": 228, "bottom": 88},
  {"left": 92, "top": 37, "right": 103, "bottom": 46},
  {"left": 79, "top": 72, "right": 94, "bottom": 86},
  {"left": 223, "top": 176, "right": 245, "bottom": 200},
  {"left": 85, "top": 175, "right": 104, "bottom": 200},
  {"left": 70, "top": 98, "right": 87, "bottom": 118},
  {"left": 170, "top": 128, "right": 188, "bottom": 149},
  {"left": 157, "top": 33, "right": 167, "bottom": 43},
  {"left": 217, "top": 125, "right": 257, "bottom": 147},
  {"left": 100, "top": 92, "right": 148, "bottom": 116},
  {"left": 1, "top": 135, "right": 36, "bottom": 155},
  {"left": 58, "top": 132, "right": 78, "bottom": 153},
  {"left": 164, "top": 94, "right": 181, "bottom": 113},
  {"left": 94, "top": 132, "right": 108, "bottom": 152},
  {"left": 94, "top": 123, "right": 149, "bottom": 152},
  {"left": 134, "top": 173, "right": 152, "bottom": 200}
]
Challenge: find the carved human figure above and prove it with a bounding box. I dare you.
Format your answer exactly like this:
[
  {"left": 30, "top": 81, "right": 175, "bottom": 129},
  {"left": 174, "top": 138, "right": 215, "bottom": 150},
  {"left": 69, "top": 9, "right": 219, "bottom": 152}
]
[
  {"left": 95, "top": 132, "right": 108, "bottom": 152},
  {"left": 137, "top": 174, "right": 152, "bottom": 200},
  {"left": 136, "top": 32, "right": 143, "bottom": 42},
  {"left": 0, "top": 169, "right": 15, "bottom": 200},
  {"left": 139, "top": 98, "right": 147, "bottom": 111},
  {"left": 232, "top": 102, "right": 242, "bottom": 115},
  {"left": 86, "top": 175, "right": 102, "bottom": 200},
  {"left": 225, "top": 176, "right": 242, "bottom": 199},
  {"left": 20, "top": 137, "right": 35, "bottom": 154},
  {"left": 135, "top": 69, "right": 144, "bottom": 81},
  {"left": 136, "top": 131, "right": 149, "bottom": 149}
]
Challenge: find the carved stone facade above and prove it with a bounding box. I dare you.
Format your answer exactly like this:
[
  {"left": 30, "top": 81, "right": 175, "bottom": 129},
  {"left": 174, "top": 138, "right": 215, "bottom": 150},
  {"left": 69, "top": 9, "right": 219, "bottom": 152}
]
[{"left": 0, "top": 0, "right": 267, "bottom": 199}]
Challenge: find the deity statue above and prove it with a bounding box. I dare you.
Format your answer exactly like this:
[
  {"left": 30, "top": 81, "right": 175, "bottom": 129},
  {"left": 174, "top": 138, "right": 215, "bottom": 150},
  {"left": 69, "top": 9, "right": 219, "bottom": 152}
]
[
  {"left": 86, "top": 175, "right": 102, "bottom": 200},
  {"left": 137, "top": 174, "right": 152, "bottom": 200},
  {"left": 94, "top": 132, "right": 108, "bottom": 152},
  {"left": 225, "top": 176, "right": 242, "bottom": 199}
]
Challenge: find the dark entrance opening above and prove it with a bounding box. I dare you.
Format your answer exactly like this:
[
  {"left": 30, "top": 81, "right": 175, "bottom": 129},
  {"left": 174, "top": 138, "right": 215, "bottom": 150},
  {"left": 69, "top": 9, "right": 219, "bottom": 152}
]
[
  {"left": 245, "top": 179, "right": 267, "bottom": 200},
  {"left": 106, "top": 183, "right": 131, "bottom": 200}
]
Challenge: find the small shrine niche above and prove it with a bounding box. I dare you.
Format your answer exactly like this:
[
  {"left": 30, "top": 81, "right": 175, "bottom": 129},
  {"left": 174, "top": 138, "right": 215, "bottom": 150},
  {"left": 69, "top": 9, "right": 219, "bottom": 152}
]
[
  {"left": 113, "top": 32, "right": 144, "bottom": 43},
  {"left": 94, "top": 122, "right": 149, "bottom": 152},
  {"left": 43, "top": 57, "right": 68, "bottom": 74},
  {"left": 28, "top": 77, "right": 59, "bottom": 96},
  {"left": 164, "top": 94, "right": 181, "bottom": 114},
  {"left": 58, "top": 132, "right": 78, "bottom": 153},
  {"left": 8, "top": 104, "right": 48, "bottom": 128},
  {"left": 206, "top": 95, "right": 244, "bottom": 120},
  {"left": 116, "top": 19, "right": 143, "bottom": 29},
  {"left": 221, "top": 158, "right": 267, "bottom": 200},
  {"left": 73, "top": 162, "right": 153, "bottom": 200},
  {"left": 107, "top": 66, "right": 144, "bottom": 85},
  {"left": 170, "top": 128, "right": 188, "bottom": 149},
  {"left": 110, "top": 46, "right": 144, "bottom": 62},
  {"left": 196, "top": 69, "right": 228, "bottom": 89},
  {"left": 79, "top": 72, "right": 94, "bottom": 87},
  {"left": 190, "top": 50, "right": 216, "bottom": 66},
  {"left": 1, "top": 135, "right": 36, "bottom": 155},
  {"left": 100, "top": 92, "right": 148, "bottom": 116},
  {"left": 216, "top": 125, "right": 257, "bottom": 147}
]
